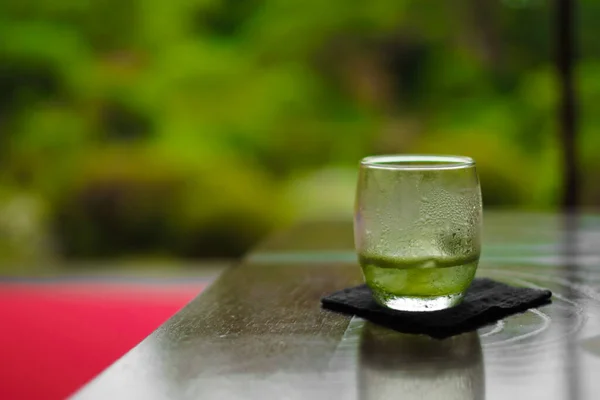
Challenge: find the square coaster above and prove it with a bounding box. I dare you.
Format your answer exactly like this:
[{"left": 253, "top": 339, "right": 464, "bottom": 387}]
[{"left": 321, "top": 278, "right": 552, "bottom": 339}]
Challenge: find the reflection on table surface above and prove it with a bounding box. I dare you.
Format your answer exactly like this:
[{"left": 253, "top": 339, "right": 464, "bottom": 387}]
[
  {"left": 74, "top": 212, "right": 600, "bottom": 400},
  {"left": 359, "top": 324, "right": 484, "bottom": 400}
]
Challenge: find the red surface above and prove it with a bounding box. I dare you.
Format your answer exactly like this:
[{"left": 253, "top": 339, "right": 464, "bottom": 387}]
[{"left": 0, "top": 281, "right": 207, "bottom": 400}]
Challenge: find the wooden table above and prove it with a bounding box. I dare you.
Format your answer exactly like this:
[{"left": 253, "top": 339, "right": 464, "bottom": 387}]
[{"left": 73, "top": 212, "right": 600, "bottom": 400}]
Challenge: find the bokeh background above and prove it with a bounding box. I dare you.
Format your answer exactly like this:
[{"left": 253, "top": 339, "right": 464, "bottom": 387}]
[{"left": 0, "top": 0, "right": 597, "bottom": 269}]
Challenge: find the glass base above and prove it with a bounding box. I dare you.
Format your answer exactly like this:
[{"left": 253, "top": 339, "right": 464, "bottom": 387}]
[{"left": 372, "top": 291, "right": 464, "bottom": 312}]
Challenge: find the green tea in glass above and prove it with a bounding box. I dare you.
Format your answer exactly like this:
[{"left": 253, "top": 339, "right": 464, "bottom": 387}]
[{"left": 354, "top": 155, "right": 482, "bottom": 311}]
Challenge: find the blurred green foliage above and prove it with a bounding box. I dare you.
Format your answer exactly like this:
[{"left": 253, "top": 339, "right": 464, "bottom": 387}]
[{"left": 0, "top": 0, "right": 599, "bottom": 262}]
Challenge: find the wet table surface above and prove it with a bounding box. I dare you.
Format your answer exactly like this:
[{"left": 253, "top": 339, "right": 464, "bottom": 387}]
[{"left": 73, "top": 212, "right": 600, "bottom": 400}]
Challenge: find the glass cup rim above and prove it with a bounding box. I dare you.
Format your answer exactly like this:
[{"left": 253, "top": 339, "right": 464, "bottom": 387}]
[{"left": 360, "top": 154, "right": 475, "bottom": 171}]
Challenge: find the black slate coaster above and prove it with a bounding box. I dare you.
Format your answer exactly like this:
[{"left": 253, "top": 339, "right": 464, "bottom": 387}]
[{"left": 321, "top": 278, "right": 552, "bottom": 339}]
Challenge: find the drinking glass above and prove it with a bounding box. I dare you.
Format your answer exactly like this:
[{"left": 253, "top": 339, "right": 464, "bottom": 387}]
[{"left": 354, "top": 155, "right": 482, "bottom": 311}]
